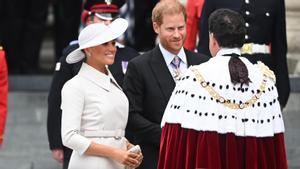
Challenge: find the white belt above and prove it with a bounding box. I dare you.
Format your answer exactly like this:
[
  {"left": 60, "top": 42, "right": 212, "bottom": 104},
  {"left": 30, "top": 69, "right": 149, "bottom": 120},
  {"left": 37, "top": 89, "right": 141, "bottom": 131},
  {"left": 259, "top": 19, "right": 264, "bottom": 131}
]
[
  {"left": 82, "top": 129, "right": 125, "bottom": 139},
  {"left": 241, "top": 43, "right": 270, "bottom": 54}
]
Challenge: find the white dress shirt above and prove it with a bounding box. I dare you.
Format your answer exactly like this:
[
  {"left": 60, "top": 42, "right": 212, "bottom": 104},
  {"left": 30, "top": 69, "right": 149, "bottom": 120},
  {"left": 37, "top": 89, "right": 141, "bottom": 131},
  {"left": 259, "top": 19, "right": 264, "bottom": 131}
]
[{"left": 159, "top": 43, "right": 188, "bottom": 79}]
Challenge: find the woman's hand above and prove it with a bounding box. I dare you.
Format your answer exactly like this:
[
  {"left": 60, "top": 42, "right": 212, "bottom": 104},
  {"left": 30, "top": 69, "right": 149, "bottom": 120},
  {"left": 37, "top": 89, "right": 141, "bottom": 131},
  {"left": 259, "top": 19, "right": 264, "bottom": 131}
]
[
  {"left": 111, "top": 149, "right": 140, "bottom": 168},
  {"left": 133, "top": 151, "right": 143, "bottom": 168},
  {"left": 51, "top": 149, "right": 64, "bottom": 163},
  {"left": 126, "top": 141, "right": 134, "bottom": 150},
  {"left": 85, "top": 141, "right": 143, "bottom": 168},
  {"left": 126, "top": 144, "right": 143, "bottom": 168}
]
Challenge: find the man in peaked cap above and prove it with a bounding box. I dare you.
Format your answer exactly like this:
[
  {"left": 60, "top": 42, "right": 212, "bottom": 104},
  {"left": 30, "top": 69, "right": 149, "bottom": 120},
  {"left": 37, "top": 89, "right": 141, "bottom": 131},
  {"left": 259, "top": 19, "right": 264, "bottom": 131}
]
[
  {"left": 47, "top": 1, "right": 139, "bottom": 168},
  {"left": 82, "top": 0, "right": 126, "bottom": 23}
]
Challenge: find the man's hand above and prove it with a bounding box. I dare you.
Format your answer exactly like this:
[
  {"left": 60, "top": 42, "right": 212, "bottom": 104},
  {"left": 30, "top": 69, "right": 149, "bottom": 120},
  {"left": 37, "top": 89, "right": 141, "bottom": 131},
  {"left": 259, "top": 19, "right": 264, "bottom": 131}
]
[{"left": 51, "top": 149, "right": 64, "bottom": 163}]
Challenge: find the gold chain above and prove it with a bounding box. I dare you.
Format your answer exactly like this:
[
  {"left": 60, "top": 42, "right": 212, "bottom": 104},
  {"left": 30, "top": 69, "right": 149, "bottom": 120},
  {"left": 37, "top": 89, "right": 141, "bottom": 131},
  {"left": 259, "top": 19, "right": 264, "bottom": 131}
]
[{"left": 190, "top": 66, "right": 267, "bottom": 109}]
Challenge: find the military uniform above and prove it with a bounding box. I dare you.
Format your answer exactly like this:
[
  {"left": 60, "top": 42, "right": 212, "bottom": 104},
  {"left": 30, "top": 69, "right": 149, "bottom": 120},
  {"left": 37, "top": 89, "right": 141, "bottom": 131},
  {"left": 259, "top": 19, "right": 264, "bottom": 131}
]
[
  {"left": 198, "top": 0, "right": 290, "bottom": 108},
  {"left": 0, "top": 44, "right": 8, "bottom": 146}
]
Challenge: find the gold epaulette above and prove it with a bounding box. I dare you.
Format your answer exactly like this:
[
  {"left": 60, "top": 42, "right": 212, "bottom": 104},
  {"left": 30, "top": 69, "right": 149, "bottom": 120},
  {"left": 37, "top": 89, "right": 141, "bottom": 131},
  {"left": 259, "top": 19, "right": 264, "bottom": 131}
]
[{"left": 255, "top": 61, "right": 276, "bottom": 83}]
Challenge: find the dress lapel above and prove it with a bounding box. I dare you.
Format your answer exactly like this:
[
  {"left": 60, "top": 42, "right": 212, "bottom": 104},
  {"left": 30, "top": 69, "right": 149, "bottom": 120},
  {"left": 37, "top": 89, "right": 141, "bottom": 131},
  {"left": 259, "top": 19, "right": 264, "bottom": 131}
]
[{"left": 79, "top": 63, "right": 111, "bottom": 91}]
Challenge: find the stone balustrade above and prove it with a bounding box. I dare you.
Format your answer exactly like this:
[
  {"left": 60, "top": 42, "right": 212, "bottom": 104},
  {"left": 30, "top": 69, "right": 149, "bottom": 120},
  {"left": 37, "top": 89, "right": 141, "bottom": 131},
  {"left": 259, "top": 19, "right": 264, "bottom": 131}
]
[{"left": 286, "top": 0, "right": 300, "bottom": 75}]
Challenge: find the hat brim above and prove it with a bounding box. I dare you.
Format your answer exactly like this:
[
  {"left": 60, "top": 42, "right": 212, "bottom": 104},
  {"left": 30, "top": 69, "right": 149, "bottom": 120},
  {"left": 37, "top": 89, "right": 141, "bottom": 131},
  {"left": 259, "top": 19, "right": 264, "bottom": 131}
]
[
  {"left": 95, "top": 12, "right": 119, "bottom": 20},
  {"left": 66, "top": 18, "right": 128, "bottom": 64}
]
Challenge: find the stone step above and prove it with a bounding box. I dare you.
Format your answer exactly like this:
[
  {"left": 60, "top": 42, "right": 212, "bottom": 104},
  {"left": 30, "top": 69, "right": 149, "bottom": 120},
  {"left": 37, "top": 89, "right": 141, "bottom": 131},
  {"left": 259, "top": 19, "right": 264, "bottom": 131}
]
[{"left": 0, "top": 92, "right": 299, "bottom": 168}]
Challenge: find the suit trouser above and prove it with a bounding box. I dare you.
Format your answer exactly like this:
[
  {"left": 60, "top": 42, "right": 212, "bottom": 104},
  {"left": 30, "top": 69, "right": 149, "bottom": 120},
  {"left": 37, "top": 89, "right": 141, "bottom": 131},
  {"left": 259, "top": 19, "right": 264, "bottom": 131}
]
[
  {"left": 52, "top": 0, "right": 81, "bottom": 62},
  {"left": 3, "top": 0, "right": 48, "bottom": 74},
  {"left": 130, "top": 0, "right": 158, "bottom": 52}
]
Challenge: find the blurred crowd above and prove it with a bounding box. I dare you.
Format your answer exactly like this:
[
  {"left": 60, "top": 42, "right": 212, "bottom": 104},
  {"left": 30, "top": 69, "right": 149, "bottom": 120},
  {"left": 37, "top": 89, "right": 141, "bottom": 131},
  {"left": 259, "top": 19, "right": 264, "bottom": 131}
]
[{"left": 0, "top": 0, "right": 160, "bottom": 75}]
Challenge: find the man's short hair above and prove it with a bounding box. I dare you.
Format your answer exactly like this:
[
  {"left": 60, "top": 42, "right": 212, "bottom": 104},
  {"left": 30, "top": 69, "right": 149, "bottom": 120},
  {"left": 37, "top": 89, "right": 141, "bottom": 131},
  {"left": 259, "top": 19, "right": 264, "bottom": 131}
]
[
  {"left": 209, "top": 8, "right": 246, "bottom": 48},
  {"left": 152, "top": 0, "right": 186, "bottom": 25}
]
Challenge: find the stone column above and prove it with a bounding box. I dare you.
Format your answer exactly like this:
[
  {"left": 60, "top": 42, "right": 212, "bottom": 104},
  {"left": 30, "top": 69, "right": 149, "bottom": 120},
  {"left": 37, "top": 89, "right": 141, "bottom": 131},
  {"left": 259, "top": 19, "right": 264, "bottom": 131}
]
[{"left": 286, "top": 0, "right": 300, "bottom": 75}]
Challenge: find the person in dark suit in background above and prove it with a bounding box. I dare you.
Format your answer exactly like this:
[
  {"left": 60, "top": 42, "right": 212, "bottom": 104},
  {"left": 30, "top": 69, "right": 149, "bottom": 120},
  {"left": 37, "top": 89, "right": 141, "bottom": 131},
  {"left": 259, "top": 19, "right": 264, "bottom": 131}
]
[
  {"left": 122, "top": 1, "right": 209, "bottom": 169},
  {"left": 2, "top": 0, "right": 48, "bottom": 74},
  {"left": 47, "top": 0, "right": 139, "bottom": 168},
  {"left": 126, "top": 0, "right": 158, "bottom": 52},
  {"left": 197, "top": 0, "right": 290, "bottom": 108},
  {"left": 51, "top": 0, "right": 82, "bottom": 63}
]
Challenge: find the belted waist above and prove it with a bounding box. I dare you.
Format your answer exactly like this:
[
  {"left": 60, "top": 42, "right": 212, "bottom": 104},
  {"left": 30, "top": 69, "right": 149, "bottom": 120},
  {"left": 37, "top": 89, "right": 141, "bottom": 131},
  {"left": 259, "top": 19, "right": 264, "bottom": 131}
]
[
  {"left": 82, "top": 129, "right": 125, "bottom": 139},
  {"left": 241, "top": 43, "right": 270, "bottom": 55}
]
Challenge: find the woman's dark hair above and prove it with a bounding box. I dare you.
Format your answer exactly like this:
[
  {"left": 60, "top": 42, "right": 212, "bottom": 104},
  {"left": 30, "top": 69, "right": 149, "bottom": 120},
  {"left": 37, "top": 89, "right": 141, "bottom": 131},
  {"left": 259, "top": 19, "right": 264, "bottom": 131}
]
[{"left": 209, "top": 8, "right": 251, "bottom": 86}]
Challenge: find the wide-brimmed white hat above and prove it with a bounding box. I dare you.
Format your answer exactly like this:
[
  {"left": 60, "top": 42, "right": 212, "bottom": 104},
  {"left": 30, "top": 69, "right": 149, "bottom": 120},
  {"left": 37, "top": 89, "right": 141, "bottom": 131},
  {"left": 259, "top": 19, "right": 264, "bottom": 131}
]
[{"left": 66, "top": 18, "right": 128, "bottom": 64}]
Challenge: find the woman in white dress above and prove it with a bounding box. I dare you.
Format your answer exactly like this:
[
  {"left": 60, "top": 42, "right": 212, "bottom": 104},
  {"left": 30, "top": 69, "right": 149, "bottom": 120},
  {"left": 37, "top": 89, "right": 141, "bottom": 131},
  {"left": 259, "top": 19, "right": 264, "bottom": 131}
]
[{"left": 61, "top": 18, "right": 143, "bottom": 169}]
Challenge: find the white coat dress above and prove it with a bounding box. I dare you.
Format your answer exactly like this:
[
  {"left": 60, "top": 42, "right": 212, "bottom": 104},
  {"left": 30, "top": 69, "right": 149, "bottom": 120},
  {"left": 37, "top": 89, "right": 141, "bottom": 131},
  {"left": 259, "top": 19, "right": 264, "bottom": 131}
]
[{"left": 61, "top": 63, "right": 129, "bottom": 169}]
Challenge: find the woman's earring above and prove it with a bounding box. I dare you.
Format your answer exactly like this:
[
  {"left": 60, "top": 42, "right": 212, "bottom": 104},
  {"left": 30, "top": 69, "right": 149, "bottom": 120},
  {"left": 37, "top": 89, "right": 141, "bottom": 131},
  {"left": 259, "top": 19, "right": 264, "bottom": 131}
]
[{"left": 86, "top": 52, "right": 91, "bottom": 57}]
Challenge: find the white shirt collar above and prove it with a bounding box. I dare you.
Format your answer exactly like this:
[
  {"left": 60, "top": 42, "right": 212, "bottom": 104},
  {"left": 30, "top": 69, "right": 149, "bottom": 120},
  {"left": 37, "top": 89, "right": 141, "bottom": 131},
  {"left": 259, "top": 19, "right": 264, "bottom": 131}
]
[
  {"left": 215, "top": 48, "right": 241, "bottom": 57},
  {"left": 115, "top": 42, "right": 125, "bottom": 48},
  {"left": 159, "top": 43, "right": 187, "bottom": 65}
]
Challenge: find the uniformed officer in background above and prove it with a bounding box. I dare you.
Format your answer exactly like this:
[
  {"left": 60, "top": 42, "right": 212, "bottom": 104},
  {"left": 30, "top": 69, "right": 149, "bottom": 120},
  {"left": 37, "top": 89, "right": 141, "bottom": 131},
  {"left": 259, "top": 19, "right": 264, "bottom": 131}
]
[
  {"left": 197, "top": 0, "right": 290, "bottom": 108},
  {"left": 0, "top": 42, "right": 8, "bottom": 148},
  {"left": 47, "top": 0, "right": 139, "bottom": 168}
]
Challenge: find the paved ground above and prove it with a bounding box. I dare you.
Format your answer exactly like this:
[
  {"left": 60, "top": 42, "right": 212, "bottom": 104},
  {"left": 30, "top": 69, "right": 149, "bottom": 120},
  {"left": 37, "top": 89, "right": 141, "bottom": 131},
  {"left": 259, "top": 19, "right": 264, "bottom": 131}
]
[
  {"left": 0, "top": 92, "right": 60, "bottom": 169},
  {"left": 0, "top": 91, "right": 299, "bottom": 169}
]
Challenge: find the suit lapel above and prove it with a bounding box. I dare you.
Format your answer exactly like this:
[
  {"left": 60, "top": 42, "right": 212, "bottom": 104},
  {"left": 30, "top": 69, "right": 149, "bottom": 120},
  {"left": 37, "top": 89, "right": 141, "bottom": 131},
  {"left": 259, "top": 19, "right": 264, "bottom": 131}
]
[
  {"left": 149, "top": 46, "right": 175, "bottom": 101},
  {"left": 185, "top": 49, "right": 198, "bottom": 66}
]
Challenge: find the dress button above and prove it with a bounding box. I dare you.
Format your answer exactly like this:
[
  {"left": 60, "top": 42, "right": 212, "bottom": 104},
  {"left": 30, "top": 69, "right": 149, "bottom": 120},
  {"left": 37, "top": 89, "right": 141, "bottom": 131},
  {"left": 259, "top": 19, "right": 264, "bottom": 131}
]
[
  {"left": 245, "top": 11, "right": 250, "bottom": 15},
  {"left": 245, "top": 35, "right": 249, "bottom": 39},
  {"left": 266, "top": 12, "right": 270, "bottom": 16},
  {"left": 245, "top": 22, "right": 249, "bottom": 27},
  {"left": 245, "top": 0, "right": 250, "bottom": 4}
]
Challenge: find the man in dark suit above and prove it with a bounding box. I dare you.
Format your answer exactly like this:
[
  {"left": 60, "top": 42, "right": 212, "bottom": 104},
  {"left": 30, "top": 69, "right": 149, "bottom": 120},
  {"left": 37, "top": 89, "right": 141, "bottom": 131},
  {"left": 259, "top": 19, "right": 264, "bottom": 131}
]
[
  {"left": 197, "top": 0, "right": 290, "bottom": 108},
  {"left": 47, "top": 1, "right": 139, "bottom": 168},
  {"left": 123, "top": 1, "right": 209, "bottom": 169},
  {"left": 51, "top": 0, "right": 82, "bottom": 63},
  {"left": 131, "top": 0, "right": 158, "bottom": 52}
]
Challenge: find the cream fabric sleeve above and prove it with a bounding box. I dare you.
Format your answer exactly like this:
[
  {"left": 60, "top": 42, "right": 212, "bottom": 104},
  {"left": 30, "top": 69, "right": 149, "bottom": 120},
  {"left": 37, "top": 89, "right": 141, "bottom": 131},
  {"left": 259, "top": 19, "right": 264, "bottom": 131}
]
[{"left": 61, "top": 79, "right": 92, "bottom": 155}]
